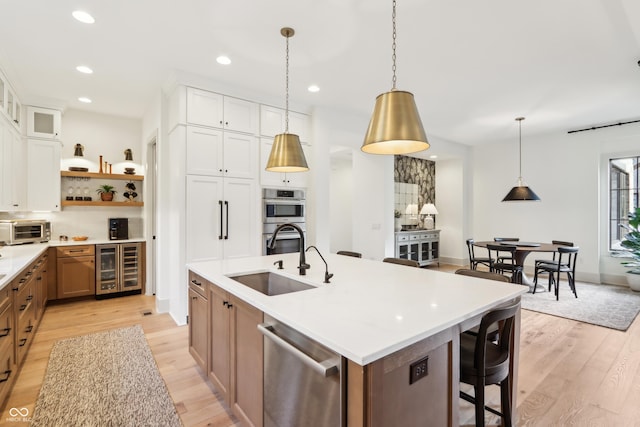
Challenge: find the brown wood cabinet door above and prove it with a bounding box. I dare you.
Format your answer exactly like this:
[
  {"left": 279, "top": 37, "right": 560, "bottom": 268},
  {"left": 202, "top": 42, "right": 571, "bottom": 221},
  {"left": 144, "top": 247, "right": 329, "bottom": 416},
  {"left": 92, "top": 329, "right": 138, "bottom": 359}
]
[
  {"left": 188, "top": 287, "right": 208, "bottom": 372},
  {"left": 230, "top": 295, "right": 263, "bottom": 427},
  {"left": 57, "top": 256, "right": 96, "bottom": 299},
  {"left": 208, "top": 284, "right": 230, "bottom": 402}
]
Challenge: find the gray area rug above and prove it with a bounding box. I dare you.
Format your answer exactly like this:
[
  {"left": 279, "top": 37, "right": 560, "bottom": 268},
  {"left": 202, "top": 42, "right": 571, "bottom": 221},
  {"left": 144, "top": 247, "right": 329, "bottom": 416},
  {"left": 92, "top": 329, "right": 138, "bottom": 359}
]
[
  {"left": 520, "top": 281, "right": 640, "bottom": 331},
  {"left": 31, "top": 325, "right": 182, "bottom": 427}
]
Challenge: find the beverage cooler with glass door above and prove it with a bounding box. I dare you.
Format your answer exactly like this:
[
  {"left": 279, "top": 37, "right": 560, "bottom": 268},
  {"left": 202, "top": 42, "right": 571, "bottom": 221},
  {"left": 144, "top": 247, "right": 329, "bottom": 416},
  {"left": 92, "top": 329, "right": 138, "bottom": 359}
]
[{"left": 96, "top": 243, "right": 143, "bottom": 296}]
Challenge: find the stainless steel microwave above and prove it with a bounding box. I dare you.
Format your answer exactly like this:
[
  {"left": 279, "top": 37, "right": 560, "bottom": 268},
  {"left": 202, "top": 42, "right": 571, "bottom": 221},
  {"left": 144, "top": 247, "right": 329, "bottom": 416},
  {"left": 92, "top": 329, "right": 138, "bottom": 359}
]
[
  {"left": 263, "top": 189, "right": 305, "bottom": 224},
  {"left": 0, "top": 219, "right": 51, "bottom": 245}
]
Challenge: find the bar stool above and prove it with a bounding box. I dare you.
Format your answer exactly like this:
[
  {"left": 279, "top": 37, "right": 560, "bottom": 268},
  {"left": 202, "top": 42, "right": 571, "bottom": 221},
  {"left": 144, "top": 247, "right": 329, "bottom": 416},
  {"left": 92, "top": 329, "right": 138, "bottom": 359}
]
[
  {"left": 460, "top": 301, "right": 520, "bottom": 427},
  {"left": 336, "top": 250, "right": 362, "bottom": 258},
  {"left": 382, "top": 257, "right": 419, "bottom": 267}
]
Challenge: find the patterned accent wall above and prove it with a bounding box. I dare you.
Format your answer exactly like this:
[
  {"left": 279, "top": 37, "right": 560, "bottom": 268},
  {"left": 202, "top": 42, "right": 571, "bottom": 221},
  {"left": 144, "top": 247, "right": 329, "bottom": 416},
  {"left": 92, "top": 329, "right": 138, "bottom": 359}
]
[{"left": 394, "top": 155, "right": 436, "bottom": 210}]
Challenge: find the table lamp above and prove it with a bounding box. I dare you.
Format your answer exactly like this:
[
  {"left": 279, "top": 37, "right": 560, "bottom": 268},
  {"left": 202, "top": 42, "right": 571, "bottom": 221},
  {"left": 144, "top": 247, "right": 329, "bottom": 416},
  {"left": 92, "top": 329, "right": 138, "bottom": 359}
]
[{"left": 420, "top": 203, "right": 438, "bottom": 230}]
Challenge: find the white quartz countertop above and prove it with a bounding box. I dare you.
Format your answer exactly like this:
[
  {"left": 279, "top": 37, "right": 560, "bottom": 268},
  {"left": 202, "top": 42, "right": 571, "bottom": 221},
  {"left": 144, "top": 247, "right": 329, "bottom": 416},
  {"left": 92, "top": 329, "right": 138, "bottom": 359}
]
[
  {"left": 188, "top": 252, "right": 527, "bottom": 366},
  {"left": 0, "top": 238, "right": 146, "bottom": 290}
]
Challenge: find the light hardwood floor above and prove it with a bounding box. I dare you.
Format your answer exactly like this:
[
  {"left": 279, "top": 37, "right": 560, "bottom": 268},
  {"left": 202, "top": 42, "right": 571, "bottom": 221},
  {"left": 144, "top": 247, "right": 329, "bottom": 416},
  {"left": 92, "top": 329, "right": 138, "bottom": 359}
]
[{"left": 2, "top": 267, "right": 640, "bottom": 426}]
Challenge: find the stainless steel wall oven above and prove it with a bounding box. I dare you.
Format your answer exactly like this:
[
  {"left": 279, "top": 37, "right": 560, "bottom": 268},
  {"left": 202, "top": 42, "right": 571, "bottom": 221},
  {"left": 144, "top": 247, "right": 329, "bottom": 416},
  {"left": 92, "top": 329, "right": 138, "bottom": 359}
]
[{"left": 263, "top": 188, "right": 306, "bottom": 255}]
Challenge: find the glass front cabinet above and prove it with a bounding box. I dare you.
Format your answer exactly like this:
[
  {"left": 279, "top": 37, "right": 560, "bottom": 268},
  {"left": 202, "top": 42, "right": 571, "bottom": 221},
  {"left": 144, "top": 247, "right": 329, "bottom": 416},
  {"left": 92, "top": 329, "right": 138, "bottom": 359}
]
[
  {"left": 96, "top": 242, "right": 143, "bottom": 295},
  {"left": 395, "top": 230, "right": 440, "bottom": 267}
]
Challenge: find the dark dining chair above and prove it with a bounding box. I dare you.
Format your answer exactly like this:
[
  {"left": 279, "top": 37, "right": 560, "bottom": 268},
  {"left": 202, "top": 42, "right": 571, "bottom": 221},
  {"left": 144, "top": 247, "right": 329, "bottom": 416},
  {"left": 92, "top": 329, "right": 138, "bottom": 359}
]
[
  {"left": 455, "top": 269, "right": 510, "bottom": 342},
  {"left": 533, "top": 240, "right": 574, "bottom": 269},
  {"left": 336, "top": 250, "right": 362, "bottom": 258},
  {"left": 493, "top": 237, "right": 520, "bottom": 264},
  {"left": 454, "top": 268, "right": 510, "bottom": 283},
  {"left": 466, "top": 239, "right": 493, "bottom": 270},
  {"left": 534, "top": 246, "right": 579, "bottom": 300},
  {"left": 486, "top": 244, "right": 522, "bottom": 284},
  {"left": 460, "top": 300, "right": 520, "bottom": 427},
  {"left": 382, "top": 257, "right": 419, "bottom": 267}
]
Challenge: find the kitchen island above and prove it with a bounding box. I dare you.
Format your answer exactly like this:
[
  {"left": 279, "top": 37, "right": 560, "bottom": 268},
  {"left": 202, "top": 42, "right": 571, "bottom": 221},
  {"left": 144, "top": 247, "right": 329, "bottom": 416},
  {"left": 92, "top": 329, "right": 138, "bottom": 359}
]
[{"left": 188, "top": 252, "right": 527, "bottom": 427}]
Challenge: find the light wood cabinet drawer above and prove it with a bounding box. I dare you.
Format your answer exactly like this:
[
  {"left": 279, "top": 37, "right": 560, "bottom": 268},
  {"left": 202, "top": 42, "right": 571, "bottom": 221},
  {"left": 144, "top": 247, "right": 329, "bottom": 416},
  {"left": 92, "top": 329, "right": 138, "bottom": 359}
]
[
  {"left": 0, "top": 286, "right": 10, "bottom": 312},
  {"left": 0, "top": 304, "right": 13, "bottom": 349},
  {"left": 57, "top": 245, "right": 95, "bottom": 258},
  {"left": 189, "top": 271, "right": 209, "bottom": 297}
]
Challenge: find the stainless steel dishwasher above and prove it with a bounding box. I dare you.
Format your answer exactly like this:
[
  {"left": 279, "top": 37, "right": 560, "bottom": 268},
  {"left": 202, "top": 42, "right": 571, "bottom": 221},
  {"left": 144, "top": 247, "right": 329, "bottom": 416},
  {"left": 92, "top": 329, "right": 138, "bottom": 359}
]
[{"left": 259, "top": 315, "right": 344, "bottom": 427}]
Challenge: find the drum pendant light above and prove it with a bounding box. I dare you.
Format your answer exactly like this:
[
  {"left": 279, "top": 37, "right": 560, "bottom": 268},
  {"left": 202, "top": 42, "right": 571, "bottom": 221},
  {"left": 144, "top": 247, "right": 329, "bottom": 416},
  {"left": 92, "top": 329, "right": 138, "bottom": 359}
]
[
  {"left": 502, "top": 117, "right": 541, "bottom": 202},
  {"left": 266, "top": 27, "right": 309, "bottom": 172},
  {"left": 362, "top": 0, "right": 429, "bottom": 155}
]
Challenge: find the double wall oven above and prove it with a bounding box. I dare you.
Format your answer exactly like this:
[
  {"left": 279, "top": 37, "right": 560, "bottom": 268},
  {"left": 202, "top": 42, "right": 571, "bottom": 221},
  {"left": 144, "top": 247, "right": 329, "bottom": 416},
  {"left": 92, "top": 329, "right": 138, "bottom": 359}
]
[{"left": 263, "top": 188, "right": 306, "bottom": 255}]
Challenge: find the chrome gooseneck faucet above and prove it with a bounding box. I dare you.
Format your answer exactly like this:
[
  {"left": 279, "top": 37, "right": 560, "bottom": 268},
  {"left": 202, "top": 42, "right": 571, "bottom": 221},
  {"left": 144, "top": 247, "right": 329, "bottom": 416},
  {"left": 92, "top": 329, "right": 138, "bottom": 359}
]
[
  {"left": 268, "top": 223, "right": 310, "bottom": 275},
  {"left": 306, "top": 245, "right": 333, "bottom": 283}
]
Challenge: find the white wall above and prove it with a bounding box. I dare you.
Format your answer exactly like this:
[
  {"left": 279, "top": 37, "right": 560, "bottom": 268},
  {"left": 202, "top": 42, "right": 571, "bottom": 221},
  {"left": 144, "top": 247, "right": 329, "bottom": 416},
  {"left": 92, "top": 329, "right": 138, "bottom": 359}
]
[
  {"left": 329, "top": 153, "right": 354, "bottom": 253},
  {"left": 471, "top": 121, "right": 640, "bottom": 284},
  {"left": 436, "top": 158, "right": 466, "bottom": 265},
  {"left": 312, "top": 107, "right": 394, "bottom": 260}
]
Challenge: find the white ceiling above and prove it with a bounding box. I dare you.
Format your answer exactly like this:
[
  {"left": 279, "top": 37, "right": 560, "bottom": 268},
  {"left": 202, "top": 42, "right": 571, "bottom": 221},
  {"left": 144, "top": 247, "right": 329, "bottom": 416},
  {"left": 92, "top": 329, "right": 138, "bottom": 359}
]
[{"left": 1, "top": 0, "right": 639, "bottom": 146}]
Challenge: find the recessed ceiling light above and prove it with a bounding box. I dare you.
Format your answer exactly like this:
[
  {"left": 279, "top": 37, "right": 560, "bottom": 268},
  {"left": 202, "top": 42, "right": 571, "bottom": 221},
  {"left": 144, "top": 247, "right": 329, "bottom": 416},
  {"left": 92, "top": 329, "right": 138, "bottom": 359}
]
[
  {"left": 78, "top": 97, "right": 92, "bottom": 103},
  {"left": 430, "top": 155, "right": 438, "bottom": 159},
  {"left": 76, "top": 65, "right": 93, "bottom": 74},
  {"left": 307, "top": 85, "right": 320, "bottom": 93},
  {"left": 216, "top": 56, "right": 231, "bottom": 65},
  {"left": 72, "top": 10, "right": 95, "bottom": 24}
]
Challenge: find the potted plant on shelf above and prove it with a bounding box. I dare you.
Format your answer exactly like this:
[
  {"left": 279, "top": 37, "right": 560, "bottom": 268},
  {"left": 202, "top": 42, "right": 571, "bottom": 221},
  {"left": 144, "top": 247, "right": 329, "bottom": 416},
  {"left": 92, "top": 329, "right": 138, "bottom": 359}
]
[
  {"left": 621, "top": 207, "right": 640, "bottom": 291},
  {"left": 96, "top": 184, "right": 117, "bottom": 202}
]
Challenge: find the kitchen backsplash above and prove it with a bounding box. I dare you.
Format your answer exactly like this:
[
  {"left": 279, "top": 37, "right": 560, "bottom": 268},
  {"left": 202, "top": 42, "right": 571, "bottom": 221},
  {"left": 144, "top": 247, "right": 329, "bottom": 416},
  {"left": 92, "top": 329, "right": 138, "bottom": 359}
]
[{"left": 0, "top": 209, "right": 144, "bottom": 241}]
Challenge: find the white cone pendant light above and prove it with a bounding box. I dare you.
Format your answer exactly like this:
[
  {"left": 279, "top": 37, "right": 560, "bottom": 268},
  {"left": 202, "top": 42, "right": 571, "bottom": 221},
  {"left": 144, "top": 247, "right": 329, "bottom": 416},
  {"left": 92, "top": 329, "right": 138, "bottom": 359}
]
[
  {"left": 502, "top": 117, "right": 540, "bottom": 202},
  {"left": 266, "top": 27, "right": 309, "bottom": 172},
  {"left": 362, "top": 0, "right": 429, "bottom": 155}
]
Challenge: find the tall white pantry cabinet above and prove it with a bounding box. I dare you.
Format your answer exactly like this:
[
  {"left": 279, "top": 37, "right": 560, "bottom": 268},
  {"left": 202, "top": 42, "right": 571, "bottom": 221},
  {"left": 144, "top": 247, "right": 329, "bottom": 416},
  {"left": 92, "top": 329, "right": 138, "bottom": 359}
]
[{"left": 170, "top": 87, "right": 260, "bottom": 263}]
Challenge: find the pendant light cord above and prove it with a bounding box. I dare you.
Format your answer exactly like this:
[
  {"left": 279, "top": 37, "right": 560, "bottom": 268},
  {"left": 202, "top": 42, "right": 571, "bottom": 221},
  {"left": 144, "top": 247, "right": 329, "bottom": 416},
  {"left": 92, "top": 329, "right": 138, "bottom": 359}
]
[
  {"left": 391, "top": 0, "right": 397, "bottom": 90},
  {"left": 285, "top": 31, "right": 290, "bottom": 133},
  {"left": 516, "top": 117, "right": 524, "bottom": 183}
]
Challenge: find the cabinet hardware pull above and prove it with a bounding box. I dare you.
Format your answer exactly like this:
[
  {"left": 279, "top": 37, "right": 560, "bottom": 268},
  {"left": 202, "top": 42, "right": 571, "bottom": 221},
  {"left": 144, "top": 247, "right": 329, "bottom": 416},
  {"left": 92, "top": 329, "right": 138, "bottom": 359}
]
[
  {"left": 226, "top": 303, "right": 233, "bottom": 309},
  {"left": 19, "top": 304, "right": 27, "bottom": 311},
  {"left": 224, "top": 201, "right": 229, "bottom": 240},
  {"left": 12, "top": 287, "right": 18, "bottom": 292},
  {"left": 18, "top": 338, "right": 27, "bottom": 347},
  {"left": 222, "top": 301, "right": 227, "bottom": 307},
  {"left": 0, "top": 328, "right": 11, "bottom": 338},
  {"left": 218, "top": 200, "right": 224, "bottom": 240},
  {"left": 25, "top": 325, "right": 33, "bottom": 333},
  {"left": 191, "top": 279, "right": 201, "bottom": 286},
  {"left": 0, "top": 370, "right": 11, "bottom": 383},
  {"left": 26, "top": 295, "right": 33, "bottom": 301}
]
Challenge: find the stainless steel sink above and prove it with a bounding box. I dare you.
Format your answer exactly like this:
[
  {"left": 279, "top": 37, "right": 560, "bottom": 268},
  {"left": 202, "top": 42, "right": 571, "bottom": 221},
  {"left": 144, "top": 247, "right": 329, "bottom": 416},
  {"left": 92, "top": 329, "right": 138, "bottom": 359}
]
[{"left": 227, "top": 272, "right": 315, "bottom": 296}]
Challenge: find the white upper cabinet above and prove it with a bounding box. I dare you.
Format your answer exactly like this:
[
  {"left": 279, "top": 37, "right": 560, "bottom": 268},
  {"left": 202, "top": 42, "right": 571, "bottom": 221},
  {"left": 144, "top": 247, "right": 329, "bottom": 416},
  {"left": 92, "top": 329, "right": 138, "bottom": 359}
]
[
  {"left": 0, "top": 71, "right": 22, "bottom": 132},
  {"left": 186, "top": 87, "right": 258, "bottom": 135},
  {"left": 27, "top": 139, "right": 61, "bottom": 211},
  {"left": 27, "top": 106, "right": 62, "bottom": 140},
  {"left": 0, "top": 124, "right": 25, "bottom": 211},
  {"left": 186, "top": 126, "right": 224, "bottom": 176},
  {"left": 186, "top": 126, "right": 257, "bottom": 179},
  {"left": 259, "top": 105, "right": 311, "bottom": 143},
  {"left": 187, "top": 88, "right": 224, "bottom": 128}
]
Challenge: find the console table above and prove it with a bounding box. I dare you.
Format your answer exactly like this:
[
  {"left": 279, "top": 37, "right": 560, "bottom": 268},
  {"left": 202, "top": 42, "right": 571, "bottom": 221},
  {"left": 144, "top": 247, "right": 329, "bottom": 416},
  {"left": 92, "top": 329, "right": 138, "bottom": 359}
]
[{"left": 395, "top": 229, "right": 440, "bottom": 267}]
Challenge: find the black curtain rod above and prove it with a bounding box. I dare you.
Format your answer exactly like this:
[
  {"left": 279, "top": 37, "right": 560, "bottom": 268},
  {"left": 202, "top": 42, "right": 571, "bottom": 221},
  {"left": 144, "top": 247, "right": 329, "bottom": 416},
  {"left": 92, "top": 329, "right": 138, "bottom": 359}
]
[{"left": 568, "top": 119, "right": 640, "bottom": 134}]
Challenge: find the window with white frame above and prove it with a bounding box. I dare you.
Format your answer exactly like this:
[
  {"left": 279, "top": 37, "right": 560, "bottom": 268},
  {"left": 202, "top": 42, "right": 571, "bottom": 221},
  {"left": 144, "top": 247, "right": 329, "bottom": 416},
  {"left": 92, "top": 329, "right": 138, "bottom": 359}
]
[{"left": 610, "top": 156, "right": 639, "bottom": 250}]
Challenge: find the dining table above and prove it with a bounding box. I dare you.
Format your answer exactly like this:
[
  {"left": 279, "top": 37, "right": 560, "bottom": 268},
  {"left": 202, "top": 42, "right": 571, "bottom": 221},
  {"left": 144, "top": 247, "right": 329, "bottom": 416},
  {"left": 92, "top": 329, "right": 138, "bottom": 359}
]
[{"left": 474, "top": 241, "right": 564, "bottom": 292}]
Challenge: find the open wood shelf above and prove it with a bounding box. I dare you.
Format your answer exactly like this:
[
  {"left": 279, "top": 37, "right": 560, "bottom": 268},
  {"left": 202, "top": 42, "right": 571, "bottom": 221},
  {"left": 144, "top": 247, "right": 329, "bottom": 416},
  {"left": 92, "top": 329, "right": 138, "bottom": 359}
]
[
  {"left": 61, "top": 201, "right": 144, "bottom": 207},
  {"left": 61, "top": 171, "right": 144, "bottom": 181}
]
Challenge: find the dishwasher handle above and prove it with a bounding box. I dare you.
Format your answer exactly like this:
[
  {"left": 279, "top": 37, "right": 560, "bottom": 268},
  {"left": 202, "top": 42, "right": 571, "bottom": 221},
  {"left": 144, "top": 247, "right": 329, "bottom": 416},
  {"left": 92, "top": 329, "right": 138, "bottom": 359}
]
[{"left": 258, "top": 323, "right": 339, "bottom": 378}]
